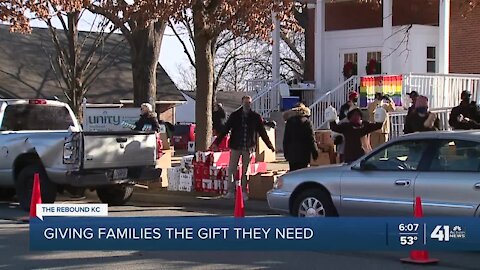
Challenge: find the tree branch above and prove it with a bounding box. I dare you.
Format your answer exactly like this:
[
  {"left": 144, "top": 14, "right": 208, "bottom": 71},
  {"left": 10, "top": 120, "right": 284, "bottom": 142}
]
[{"left": 168, "top": 19, "right": 196, "bottom": 68}]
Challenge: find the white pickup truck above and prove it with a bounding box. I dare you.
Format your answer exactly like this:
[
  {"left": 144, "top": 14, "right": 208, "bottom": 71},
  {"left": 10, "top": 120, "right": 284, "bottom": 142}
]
[{"left": 0, "top": 99, "right": 160, "bottom": 210}]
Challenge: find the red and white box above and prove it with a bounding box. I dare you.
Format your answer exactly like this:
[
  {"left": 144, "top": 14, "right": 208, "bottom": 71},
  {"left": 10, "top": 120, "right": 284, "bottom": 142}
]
[
  {"left": 202, "top": 179, "right": 213, "bottom": 192},
  {"left": 206, "top": 151, "right": 230, "bottom": 167}
]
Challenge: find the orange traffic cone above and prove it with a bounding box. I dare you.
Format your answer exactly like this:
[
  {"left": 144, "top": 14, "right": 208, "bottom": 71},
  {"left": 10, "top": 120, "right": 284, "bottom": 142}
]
[
  {"left": 29, "top": 173, "right": 42, "bottom": 218},
  {"left": 401, "top": 196, "right": 439, "bottom": 264},
  {"left": 234, "top": 185, "right": 245, "bottom": 217}
]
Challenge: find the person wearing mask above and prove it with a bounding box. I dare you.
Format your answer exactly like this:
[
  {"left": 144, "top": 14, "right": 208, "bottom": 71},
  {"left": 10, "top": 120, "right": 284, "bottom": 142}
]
[
  {"left": 212, "top": 102, "right": 227, "bottom": 136},
  {"left": 134, "top": 103, "right": 160, "bottom": 131},
  {"left": 406, "top": 91, "right": 419, "bottom": 116},
  {"left": 367, "top": 93, "right": 396, "bottom": 148},
  {"left": 213, "top": 96, "right": 275, "bottom": 201},
  {"left": 404, "top": 95, "right": 439, "bottom": 134},
  {"left": 283, "top": 103, "right": 319, "bottom": 171},
  {"left": 329, "top": 107, "right": 383, "bottom": 163},
  {"left": 339, "top": 91, "right": 359, "bottom": 120},
  {"left": 449, "top": 90, "right": 480, "bottom": 130}
]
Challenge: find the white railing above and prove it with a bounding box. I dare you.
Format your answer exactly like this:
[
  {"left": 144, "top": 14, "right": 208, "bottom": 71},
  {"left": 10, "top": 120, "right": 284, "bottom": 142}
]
[
  {"left": 389, "top": 107, "right": 453, "bottom": 139},
  {"left": 246, "top": 79, "right": 273, "bottom": 94},
  {"left": 309, "top": 76, "right": 359, "bottom": 129},
  {"left": 403, "top": 73, "right": 480, "bottom": 108},
  {"left": 250, "top": 80, "right": 284, "bottom": 119}
]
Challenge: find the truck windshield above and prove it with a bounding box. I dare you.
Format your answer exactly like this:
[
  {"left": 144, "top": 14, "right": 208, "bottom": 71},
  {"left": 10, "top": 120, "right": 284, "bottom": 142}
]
[{"left": 1, "top": 104, "right": 74, "bottom": 131}]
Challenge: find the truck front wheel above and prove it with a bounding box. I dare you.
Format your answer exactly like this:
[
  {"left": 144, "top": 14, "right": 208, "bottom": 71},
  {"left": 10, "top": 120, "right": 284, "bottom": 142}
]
[
  {"left": 15, "top": 164, "right": 57, "bottom": 211},
  {"left": 96, "top": 185, "right": 133, "bottom": 206}
]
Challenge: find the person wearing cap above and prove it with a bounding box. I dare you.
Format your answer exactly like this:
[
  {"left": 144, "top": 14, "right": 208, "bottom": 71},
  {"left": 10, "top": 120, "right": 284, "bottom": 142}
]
[
  {"left": 329, "top": 107, "right": 383, "bottom": 163},
  {"left": 134, "top": 103, "right": 160, "bottom": 131},
  {"left": 283, "top": 103, "right": 319, "bottom": 171},
  {"left": 339, "top": 91, "right": 359, "bottom": 120},
  {"left": 448, "top": 90, "right": 480, "bottom": 130},
  {"left": 406, "top": 91, "right": 419, "bottom": 115},
  {"left": 367, "top": 93, "right": 396, "bottom": 148},
  {"left": 404, "top": 95, "right": 439, "bottom": 134}
]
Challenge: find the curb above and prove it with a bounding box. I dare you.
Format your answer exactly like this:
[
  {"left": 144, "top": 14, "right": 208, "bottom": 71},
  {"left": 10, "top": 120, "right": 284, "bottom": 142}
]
[{"left": 86, "top": 189, "right": 277, "bottom": 214}]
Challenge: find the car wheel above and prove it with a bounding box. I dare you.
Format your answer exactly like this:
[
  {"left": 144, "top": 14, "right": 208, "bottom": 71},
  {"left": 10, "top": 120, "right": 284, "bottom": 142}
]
[
  {"left": 15, "top": 164, "right": 57, "bottom": 211},
  {"left": 292, "top": 189, "right": 336, "bottom": 217},
  {"left": 96, "top": 185, "right": 134, "bottom": 206},
  {"left": 0, "top": 188, "right": 16, "bottom": 200}
]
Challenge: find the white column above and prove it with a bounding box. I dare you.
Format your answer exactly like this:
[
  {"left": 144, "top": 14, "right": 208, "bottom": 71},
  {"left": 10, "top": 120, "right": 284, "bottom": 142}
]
[
  {"left": 382, "top": 0, "right": 393, "bottom": 74},
  {"left": 314, "top": 0, "right": 324, "bottom": 96},
  {"left": 439, "top": 0, "right": 450, "bottom": 74},
  {"left": 272, "top": 13, "right": 281, "bottom": 82}
]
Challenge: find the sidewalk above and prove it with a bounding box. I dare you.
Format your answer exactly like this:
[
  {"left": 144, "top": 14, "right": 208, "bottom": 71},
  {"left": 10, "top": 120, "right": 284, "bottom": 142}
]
[{"left": 130, "top": 189, "right": 277, "bottom": 214}]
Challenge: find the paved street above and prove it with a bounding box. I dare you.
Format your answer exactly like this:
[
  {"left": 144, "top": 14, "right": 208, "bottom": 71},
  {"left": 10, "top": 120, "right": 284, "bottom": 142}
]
[{"left": 0, "top": 196, "right": 479, "bottom": 270}]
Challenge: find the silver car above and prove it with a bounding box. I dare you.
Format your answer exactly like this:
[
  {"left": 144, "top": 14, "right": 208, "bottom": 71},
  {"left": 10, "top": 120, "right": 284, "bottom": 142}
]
[{"left": 267, "top": 131, "right": 480, "bottom": 217}]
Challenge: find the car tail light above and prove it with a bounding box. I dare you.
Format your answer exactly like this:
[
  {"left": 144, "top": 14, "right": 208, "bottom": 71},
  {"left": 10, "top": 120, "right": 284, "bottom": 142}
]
[
  {"left": 29, "top": 99, "right": 47, "bottom": 105},
  {"left": 63, "top": 133, "right": 80, "bottom": 164}
]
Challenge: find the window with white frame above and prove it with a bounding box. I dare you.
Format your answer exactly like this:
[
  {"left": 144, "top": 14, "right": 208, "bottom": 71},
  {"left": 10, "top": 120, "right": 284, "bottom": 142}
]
[
  {"left": 367, "top": 51, "right": 382, "bottom": 75},
  {"left": 427, "top": 47, "right": 436, "bottom": 73}
]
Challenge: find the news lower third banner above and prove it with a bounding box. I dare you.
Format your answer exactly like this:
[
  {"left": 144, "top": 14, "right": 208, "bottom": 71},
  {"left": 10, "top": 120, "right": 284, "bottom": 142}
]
[{"left": 30, "top": 216, "right": 480, "bottom": 251}]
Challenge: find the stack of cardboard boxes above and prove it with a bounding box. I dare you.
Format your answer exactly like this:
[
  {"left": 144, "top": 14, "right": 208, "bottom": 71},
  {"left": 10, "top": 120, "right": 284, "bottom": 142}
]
[
  {"left": 248, "top": 170, "right": 288, "bottom": 200},
  {"left": 311, "top": 130, "right": 338, "bottom": 166}
]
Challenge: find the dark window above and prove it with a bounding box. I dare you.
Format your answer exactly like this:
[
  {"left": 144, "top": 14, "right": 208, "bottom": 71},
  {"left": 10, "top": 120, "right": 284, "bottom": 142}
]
[
  {"left": 428, "top": 140, "right": 480, "bottom": 172},
  {"left": 1, "top": 104, "right": 74, "bottom": 131},
  {"left": 363, "top": 140, "right": 430, "bottom": 171},
  {"left": 427, "top": 47, "right": 436, "bottom": 73}
]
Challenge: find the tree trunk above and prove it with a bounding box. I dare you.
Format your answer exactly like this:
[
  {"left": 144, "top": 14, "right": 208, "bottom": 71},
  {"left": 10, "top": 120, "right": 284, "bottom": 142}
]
[
  {"left": 194, "top": 33, "right": 215, "bottom": 151},
  {"left": 130, "top": 22, "right": 166, "bottom": 109},
  {"left": 67, "top": 12, "right": 83, "bottom": 120}
]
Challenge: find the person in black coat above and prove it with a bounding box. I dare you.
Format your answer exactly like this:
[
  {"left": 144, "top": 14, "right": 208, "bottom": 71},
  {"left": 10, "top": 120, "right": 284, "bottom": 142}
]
[
  {"left": 134, "top": 103, "right": 160, "bottom": 131},
  {"left": 330, "top": 108, "right": 383, "bottom": 163},
  {"left": 449, "top": 90, "right": 480, "bottom": 130},
  {"left": 283, "top": 104, "right": 319, "bottom": 171},
  {"left": 213, "top": 96, "right": 275, "bottom": 200},
  {"left": 404, "top": 95, "right": 439, "bottom": 134},
  {"left": 212, "top": 102, "right": 226, "bottom": 135}
]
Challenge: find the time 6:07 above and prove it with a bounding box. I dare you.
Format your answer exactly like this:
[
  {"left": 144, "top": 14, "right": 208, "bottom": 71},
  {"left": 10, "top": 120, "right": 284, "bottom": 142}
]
[{"left": 398, "top": 223, "right": 419, "bottom": 232}]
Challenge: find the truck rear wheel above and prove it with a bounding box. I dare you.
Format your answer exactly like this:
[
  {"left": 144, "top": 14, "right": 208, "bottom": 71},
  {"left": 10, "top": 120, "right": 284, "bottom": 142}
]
[
  {"left": 96, "top": 185, "right": 133, "bottom": 206},
  {"left": 15, "top": 164, "right": 57, "bottom": 211}
]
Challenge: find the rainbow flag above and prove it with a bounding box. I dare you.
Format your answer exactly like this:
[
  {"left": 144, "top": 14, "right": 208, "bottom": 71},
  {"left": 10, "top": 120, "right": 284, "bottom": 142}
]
[{"left": 359, "top": 75, "right": 403, "bottom": 107}]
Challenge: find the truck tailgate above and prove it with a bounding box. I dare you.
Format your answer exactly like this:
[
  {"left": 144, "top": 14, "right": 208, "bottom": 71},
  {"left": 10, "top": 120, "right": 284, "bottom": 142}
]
[{"left": 82, "top": 131, "right": 156, "bottom": 169}]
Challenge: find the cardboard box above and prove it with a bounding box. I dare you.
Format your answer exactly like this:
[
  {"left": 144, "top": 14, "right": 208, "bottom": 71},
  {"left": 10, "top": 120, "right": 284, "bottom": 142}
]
[
  {"left": 315, "top": 130, "right": 334, "bottom": 146},
  {"left": 256, "top": 126, "right": 276, "bottom": 162},
  {"left": 158, "top": 169, "right": 169, "bottom": 188},
  {"left": 310, "top": 152, "right": 331, "bottom": 167},
  {"left": 248, "top": 171, "right": 285, "bottom": 200},
  {"left": 181, "top": 155, "right": 194, "bottom": 169},
  {"left": 167, "top": 167, "right": 181, "bottom": 191},
  {"left": 156, "top": 149, "right": 172, "bottom": 169}
]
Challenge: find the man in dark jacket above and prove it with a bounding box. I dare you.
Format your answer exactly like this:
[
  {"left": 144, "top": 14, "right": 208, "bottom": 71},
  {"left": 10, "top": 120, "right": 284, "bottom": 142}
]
[
  {"left": 449, "top": 90, "right": 480, "bottom": 130},
  {"left": 134, "top": 103, "right": 160, "bottom": 131},
  {"left": 283, "top": 104, "right": 319, "bottom": 171},
  {"left": 212, "top": 102, "right": 226, "bottom": 135},
  {"left": 213, "top": 96, "right": 275, "bottom": 200},
  {"left": 404, "top": 95, "right": 439, "bottom": 134},
  {"left": 330, "top": 108, "right": 383, "bottom": 163},
  {"left": 406, "top": 91, "right": 419, "bottom": 116}
]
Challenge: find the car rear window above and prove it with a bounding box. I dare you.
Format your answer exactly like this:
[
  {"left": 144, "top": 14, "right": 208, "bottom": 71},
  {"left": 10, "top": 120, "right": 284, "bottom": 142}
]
[{"left": 1, "top": 104, "right": 74, "bottom": 131}]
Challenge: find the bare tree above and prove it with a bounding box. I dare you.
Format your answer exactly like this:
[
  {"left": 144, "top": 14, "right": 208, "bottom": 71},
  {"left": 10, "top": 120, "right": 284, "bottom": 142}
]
[
  {"left": 170, "top": 18, "right": 305, "bottom": 93},
  {"left": 42, "top": 9, "right": 120, "bottom": 118}
]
